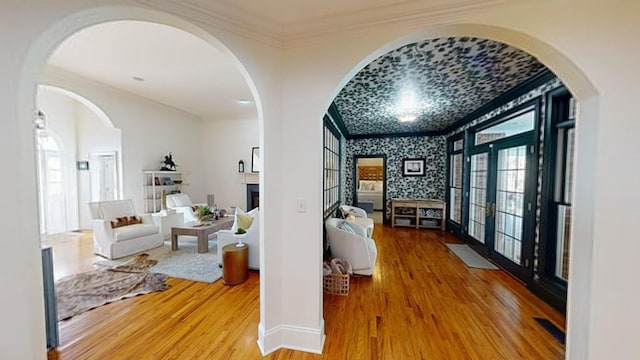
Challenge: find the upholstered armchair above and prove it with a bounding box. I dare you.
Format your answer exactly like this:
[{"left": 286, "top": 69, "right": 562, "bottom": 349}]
[
  {"left": 217, "top": 207, "right": 260, "bottom": 270},
  {"left": 339, "top": 204, "right": 374, "bottom": 238},
  {"left": 165, "top": 193, "right": 206, "bottom": 223},
  {"left": 325, "top": 218, "right": 377, "bottom": 276},
  {"left": 88, "top": 199, "right": 164, "bottom": 259}
]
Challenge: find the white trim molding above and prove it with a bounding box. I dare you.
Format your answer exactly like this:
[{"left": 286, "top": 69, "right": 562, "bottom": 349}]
[{"left": 258, "top": 320, "right": 325, "bottom": 355}]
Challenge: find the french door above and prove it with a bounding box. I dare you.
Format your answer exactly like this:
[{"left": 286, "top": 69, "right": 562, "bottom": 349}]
[{"left": 467, "top": 134, "right": 536, "bottom": 281}]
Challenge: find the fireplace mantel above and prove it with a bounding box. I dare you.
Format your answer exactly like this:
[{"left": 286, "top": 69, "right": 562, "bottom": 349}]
[{"left": 246, "top": 184, "right": 259, "bottom": 211}]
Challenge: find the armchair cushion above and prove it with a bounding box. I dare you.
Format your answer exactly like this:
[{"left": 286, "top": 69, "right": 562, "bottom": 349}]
[
  {"left": 237, "top": 213, "right": 254, "bottom": 230},
  {"left": 113, "top": 224, "right": 160, "bottom": 242},
  {"left": 166, "top": 194, "right": 206, "bottom": 223},
  {"left": 339, "top": 205, "right": 374, "bottom": 238},
  {"left": 167, "top": 193, "right": 193, "bottom": 207}
]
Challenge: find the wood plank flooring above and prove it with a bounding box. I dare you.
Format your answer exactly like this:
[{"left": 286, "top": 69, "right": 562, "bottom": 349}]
[{"left": 47, "top": 225, "right": 564, "bottom": 359}]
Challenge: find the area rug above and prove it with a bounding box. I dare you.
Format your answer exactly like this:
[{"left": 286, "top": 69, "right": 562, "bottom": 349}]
[
  {"left": 56, "top": 254, "right": 169, "bottom": 321},
  {"left": 97, "top": 239, "right": 223, "bottom": 284},
  {"left": 445, "top": 243, "right": 499, "bottom": 270}
]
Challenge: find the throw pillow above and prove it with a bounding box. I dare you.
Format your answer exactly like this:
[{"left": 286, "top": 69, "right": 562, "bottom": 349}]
[
  {"left": 110, "top": 217, "right": 129, "bottom": 228},
  {"left": 340, "top": 220, "right": 356, "bottom": 234},
  {"left": 127, "top": 216, "right": 142, "bottom": 225},
  {"left": 237, "top": 213, "right": 254, "bottom": 230}
]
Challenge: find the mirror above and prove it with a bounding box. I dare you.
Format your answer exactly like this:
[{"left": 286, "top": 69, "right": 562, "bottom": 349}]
[{"left": 251, "top": 147, "right": 260, "bottom": 172}]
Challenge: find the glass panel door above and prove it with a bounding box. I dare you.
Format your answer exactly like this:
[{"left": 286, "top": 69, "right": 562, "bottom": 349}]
[
  {"left": 494, "top": 145, "right": 527, "bottom": 265},
  {"left": 465, "top": 137, "right": 535, "bottom": 281},
  {"left": 468, "top": 153, "right": 488, "bottom": 243}
]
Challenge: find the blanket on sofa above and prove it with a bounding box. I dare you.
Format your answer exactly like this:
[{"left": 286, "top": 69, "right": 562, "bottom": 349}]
[{"left": 56, "top": 254, "right": 170, "bottom": 321}]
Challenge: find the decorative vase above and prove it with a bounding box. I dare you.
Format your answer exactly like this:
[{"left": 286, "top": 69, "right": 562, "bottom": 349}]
[{"left": 233, "top": 233, "right": 247, "bottom": 247}]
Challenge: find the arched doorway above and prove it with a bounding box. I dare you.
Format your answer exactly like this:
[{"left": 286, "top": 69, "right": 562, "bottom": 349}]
[
  {"left": 36, "top": 129, "right": 67, "bottom": 235},
  {"left": 320, "top": 23, "right": 597, "bottom": 358},
  {"left": 15, "top": 5, "right": 265, "bottom": 357}
]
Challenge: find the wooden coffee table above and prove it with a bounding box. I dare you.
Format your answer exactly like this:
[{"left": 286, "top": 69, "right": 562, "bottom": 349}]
[{"left": 171, "top": 216, "right": 234, "bottom": 253}]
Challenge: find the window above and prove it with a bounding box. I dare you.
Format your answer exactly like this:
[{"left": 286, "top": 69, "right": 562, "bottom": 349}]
[
  {"left": 549, "top": 93, "right": 575, "bottom": 281},
  {"left": 448, "top": 137, "right": 464, "bottom": 224},
  {"left": 540, "top": 87, "right": 575, "bottom": 289},
  {"left": 324, "top": 117, "right": 341, "bottom": 216},
  {"left": 475, "top": 108, "right": 535, "bottom": 145}
]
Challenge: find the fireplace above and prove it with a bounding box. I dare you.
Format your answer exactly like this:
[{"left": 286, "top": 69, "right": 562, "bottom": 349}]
[{"left": 246, "top": 184, "right": 259, "bottom": 211}]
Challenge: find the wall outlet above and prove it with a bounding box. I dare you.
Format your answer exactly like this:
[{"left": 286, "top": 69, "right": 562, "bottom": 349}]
[{"left": 297, "top": 199, "right": 306, "bottom": 213}]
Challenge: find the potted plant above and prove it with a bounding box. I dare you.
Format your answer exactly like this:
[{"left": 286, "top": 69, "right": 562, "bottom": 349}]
[
  {"left": 195, "top": 205, "right": 213, "bottom": 225},
  {"left": 234, "top": 227, "right": 247, "bottom": 247}
]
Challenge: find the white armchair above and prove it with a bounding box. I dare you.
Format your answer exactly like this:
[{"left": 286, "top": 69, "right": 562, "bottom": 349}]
[
  {"left": 88, "top": 199, "right": 163, "bottom": 259},
  {"left": 325, "top": 218, "right": 377, "bottom": 276},
  {"left": 217, "top": 207, "right": 260, "bottom": 270},
  {"left": 339, "top": 204, "right": 374, "bottom": 238},
  {"left": 166, "top": 193, "right": 206, "bottom": 223}
]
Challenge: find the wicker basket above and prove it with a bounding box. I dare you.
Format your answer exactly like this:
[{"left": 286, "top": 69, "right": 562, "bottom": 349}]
[{"left": 323, "top": 273, "right": 350, "bottom": 296}]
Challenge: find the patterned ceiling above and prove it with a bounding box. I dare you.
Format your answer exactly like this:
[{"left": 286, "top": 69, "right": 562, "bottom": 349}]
[{"left": 333, "top": 37, "right": 546, "bottom": 136}]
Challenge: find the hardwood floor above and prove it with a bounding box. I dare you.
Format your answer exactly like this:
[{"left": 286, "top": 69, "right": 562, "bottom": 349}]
[{"left": 47, "top": 225, "right": 564, "bottom": 359}]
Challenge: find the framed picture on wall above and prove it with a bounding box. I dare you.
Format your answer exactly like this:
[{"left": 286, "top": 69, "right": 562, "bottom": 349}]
[
  {"left": 251, "top": 147, "right": 260, "bottom": 172},
  {"left": 402, "top": 158, "right": 426, "bottom": 177}
]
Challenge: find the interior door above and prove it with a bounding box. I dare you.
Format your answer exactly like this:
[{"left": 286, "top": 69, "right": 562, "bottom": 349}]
[
  {"left": 467, "top": 135, "right": 536, "bottom": 282},
  {"left": 90, "top": 152, "right": 119, "bottom": 201}
]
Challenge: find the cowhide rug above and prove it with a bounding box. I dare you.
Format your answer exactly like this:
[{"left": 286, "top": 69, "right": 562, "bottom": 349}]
[{"left": 56, "top": 253, "right": 170, "bottom": 321}]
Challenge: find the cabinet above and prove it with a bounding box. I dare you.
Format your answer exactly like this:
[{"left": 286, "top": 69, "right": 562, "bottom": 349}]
[
  {"left": 143, "top": 171, "right": 187, "bottom": 213},
  {"left": 391, "top": 199, "right": 446, "bottom": 230}
]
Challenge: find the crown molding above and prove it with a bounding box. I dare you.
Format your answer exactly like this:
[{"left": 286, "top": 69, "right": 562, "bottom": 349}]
[
  {"left": 136, "top": 0, "right": 516, "bottom": 49},
  {"left": 135, "top": 0, "right": 284, "bottom": 47},
  {"left": 283, "top": 0, "right": 513, "bottom": 47}
]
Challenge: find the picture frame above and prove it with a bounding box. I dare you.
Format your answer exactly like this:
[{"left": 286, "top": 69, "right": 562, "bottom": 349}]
[
  {"left": 402, "top": 158, "right": 426, "bottom": 177},
  {"left": 76, "top": 161, "right": 89, "bottom": 171},
  {"left": 251, "top": 147, "right": 260, "bottom": 172}
]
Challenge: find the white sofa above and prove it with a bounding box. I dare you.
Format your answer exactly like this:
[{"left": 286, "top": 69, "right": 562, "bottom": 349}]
[
  {"left": 165, "top": 193, "right": 206, "bottom": 223},
  {"left": 88, "top": 199, "right": 164, "bottom": 259},
  {"left": 217, "top": 207, "right": 260, "bottom": 270},
  {"left": 339, "top": 204, "right": 374, "bottom": 238},
  {"left": 325, "top": 218, "right": 378, "bottom": 276}
]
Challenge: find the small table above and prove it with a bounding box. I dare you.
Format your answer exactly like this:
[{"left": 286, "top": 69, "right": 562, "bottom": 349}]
[
  {"left": 171, "top": 216, "right": 234, "bottom": 253},
  {"left": 222, "top": 243, "right": 248, "bottom": 285}
]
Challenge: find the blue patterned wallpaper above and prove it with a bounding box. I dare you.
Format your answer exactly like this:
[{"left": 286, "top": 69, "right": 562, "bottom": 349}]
[
  {"left": 334, "top": 37, "right": 545, "bottom": 136},
  {"left": 342, "top": 77, "right": 563, "bottom": 224},
  {"left": 345, "top": 136, "right": 446, "bottom": 219}
]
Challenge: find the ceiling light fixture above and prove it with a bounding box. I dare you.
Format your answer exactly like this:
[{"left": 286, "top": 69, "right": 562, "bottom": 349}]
[
  {"left": 392, "top": 83, "right": 423, "bottom": 123},
  {"left": 396, "top": 111, "right": 419, "bottom": 123},
  {"left": 132, "top": 76, "right": 145, "bottom": 82},
  {"left": 236, "top": 99, "right": 252, "bottom": 105}
]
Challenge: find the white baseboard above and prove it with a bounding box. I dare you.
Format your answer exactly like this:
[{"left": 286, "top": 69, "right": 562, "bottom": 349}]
[{"left": 257, "top": 320, "right": 325, "bottom": 355}]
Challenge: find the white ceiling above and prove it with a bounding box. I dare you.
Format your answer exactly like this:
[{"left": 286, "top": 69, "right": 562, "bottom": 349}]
[
  {"left": 46, "top": 1, "right": 512, "bottom": 120},
  {"left": 48, "top": 21, "right": 255, "bottom": 119},
  {"left": 215, "top": 0, "right": 454, "bottom": 24}
]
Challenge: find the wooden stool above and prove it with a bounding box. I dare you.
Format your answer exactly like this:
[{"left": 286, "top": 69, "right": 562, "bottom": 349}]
[{"left": 222, "top": 243, "right": 248, "bottom": 285}]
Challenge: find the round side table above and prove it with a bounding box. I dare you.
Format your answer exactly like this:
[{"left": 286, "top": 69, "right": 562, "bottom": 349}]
[{"left": 222, "top": 243, "right": 248, "bottom": 285}]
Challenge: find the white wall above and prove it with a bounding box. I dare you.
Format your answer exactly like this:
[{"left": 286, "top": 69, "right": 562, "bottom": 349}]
[
  {"left": 36, "top": 86, "right": 80, "bottom": 232},
  {"left": 201, "top": 116, "right": 259, "bottom": 209},
  {"left": 3, "top": 1, "right": 640, "bottom": 360},
  {"left": 42, "top": 66, "right": 206, "bottom": 214},
  {"left": 76, "top": 103, "right": 122, "bottom": 228}
]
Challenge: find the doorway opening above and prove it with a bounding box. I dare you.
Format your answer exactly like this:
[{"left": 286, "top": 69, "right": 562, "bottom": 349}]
[{"left": 353, "top": 155, "right": 386, "bottom": 224}]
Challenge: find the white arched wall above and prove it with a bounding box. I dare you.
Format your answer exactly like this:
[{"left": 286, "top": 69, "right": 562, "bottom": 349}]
[
  {"left": 279, "top": 2, "right": 637, "bottom": 359},
  {"left": 4, "top": 4, "right": 284, "bottom": 359},
  {"left": 4, "top": 1, "right": 640, "bottom": 359},
  {"left": 38, "top": 84, "right": 124, "bottom": 229}
]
